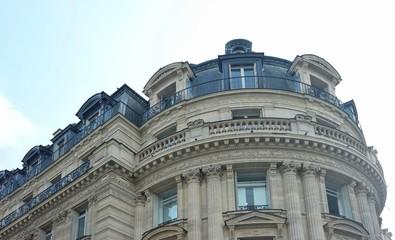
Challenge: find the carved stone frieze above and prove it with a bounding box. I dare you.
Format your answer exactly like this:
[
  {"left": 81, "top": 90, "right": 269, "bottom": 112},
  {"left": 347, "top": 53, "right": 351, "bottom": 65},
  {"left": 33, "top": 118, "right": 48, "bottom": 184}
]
[{"left": 187, "top": 119, "right": 204, "bottom": 128}]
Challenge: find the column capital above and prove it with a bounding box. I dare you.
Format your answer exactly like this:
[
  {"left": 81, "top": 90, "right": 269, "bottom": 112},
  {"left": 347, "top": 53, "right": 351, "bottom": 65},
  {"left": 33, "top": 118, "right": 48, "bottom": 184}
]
[
  {"left": 52, "top": 209, "right": 70, "bottom": 225},
  {"left": 300, "top": 163, "right": 320, "bottom": 178},
  {"left": 367, "top": 191, "right": 377, "bottom": 203},
  {"left": 280, "top": 161, "right": 301, "bottom": 175},
  {"left": 182, "top": 168, "right": 202, "bottom": 183},
  {"left": 134, "top": 192, "right": 146, "bottom": 205},
  {"left": 202, "top": 165, "right": 223, "bottom": 179},
  {"left": 354, "top": 182, "right": 368, "bottom": 195}
]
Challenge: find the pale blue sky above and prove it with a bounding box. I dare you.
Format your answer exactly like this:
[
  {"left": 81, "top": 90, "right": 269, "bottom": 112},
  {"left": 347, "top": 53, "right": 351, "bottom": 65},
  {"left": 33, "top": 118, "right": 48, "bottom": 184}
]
[{"left": 0, "top": 0, "right": 394, "bottom": 232}]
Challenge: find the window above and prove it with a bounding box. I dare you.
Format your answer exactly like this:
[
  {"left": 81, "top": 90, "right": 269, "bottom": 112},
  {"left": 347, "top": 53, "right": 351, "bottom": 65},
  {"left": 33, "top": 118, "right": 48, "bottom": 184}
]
[
  {"left": 77, "top": 209, "right": 88, "bottom": 239},
  {"left": 326, "top": 183, "right": 352, "bottom": 218},
  {"left": 44, "top": 229, "right": 52, "bottom": 240},
  {"left": 22, "top": 193, "right": 33, "bottom": 204},
  {"left": 156, "top": 188, "right": 177, "bottom": 226},
  {"left": 310, "top": 75, "right": 328, "bottom": 91},
  {"left": 40, "top": 223, "right": 53, "bottom": 240},
  {"left": 58, "top": 139, "right": 65, "bottom": 156},
  {"left": 236, "top": 171, "right": 268, "bottom": 210},
  {"left": 155, "top": 125, "right": 177, "bottom": 140},
  {"left": 232, "top": 109, "right": 261, "bottom": 119},
  {"left": 50, "top": 174, "right": 62, "bottom": 185},
  {"left": 230, "top": 64, "right": 256, "bottom": 89}
]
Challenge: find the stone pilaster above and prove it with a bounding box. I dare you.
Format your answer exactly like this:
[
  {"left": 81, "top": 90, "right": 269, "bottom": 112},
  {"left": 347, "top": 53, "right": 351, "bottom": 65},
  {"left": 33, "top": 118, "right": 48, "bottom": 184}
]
[
  {"left": 134, "top": 193, "right": 146, "bottom": 240},
  {"left": 183, "top": 168, "right": 202, "bottom": 240},
  {"left": 203, "top": 165, "right": 224, "bottom": 240},
  {"left": 87, "top": 194, "right": 97, "bottom": 236},
  {"left": 226, "top": 164, "right": 236, "bottom": 211},
  {"left": 280, "top": 161, "right": 304, "bottom": 240},
  {"left": 52, "top": 209, "right": 72, "bottom": 239},
  {"left": 144, "top": 190, "right": 153, "bottom": 230},
  {"left": 301, "top": 164, "right": 325, "bottom": 240},
  {"left": 355, "top": 182, "right": 375, "bottom": 239},
  {"left": 318, "top": 169, "right": 328, "bottom": 213},
  {"left": 349, "top": 181, "right": 361, "bottom": 222},
  {"left": 368, "top": 191, "right": 380, "bottom": 239},
  {"left": 175, "top": 175, "right": 184, "bottom": 219},
  {"left": 269, "top": 163, "right": 283, "bottom": 209}
]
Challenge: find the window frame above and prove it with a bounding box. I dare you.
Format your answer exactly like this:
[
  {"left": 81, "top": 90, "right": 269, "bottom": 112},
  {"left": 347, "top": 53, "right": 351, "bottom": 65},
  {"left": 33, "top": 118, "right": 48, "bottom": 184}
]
[
  {"left": 325, "top": 182, "right": 352, "bottom": 219},
  {"left": 235, "top": 171, "right": 269, "bottom": 210},
  {"left": 229, "top": 63, "right": 257, "bottom": 89}
]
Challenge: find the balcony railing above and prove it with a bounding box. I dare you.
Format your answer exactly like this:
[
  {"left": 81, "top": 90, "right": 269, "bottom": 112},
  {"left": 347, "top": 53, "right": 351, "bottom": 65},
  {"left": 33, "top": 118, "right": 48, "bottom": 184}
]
[
  {"left": 0, "top": 162, "right": 90, "bottom": 229},
  {"left": 238, "top": 205, "right": 270, "bottom": 211},
  {"left": 142, "top": 76, "right": 356, "bottom": 124}
]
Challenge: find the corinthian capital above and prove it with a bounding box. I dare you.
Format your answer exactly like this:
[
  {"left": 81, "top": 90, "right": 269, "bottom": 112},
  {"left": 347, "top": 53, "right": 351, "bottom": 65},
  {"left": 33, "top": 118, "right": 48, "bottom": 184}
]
[
  {"left": 202, "top": 165, "right": 223, "bottom": 179},
  {"left": 354, "top": 182, "right": 368, "bottom": 195},
  {"left": 280, "top": 161, "right": 301, "bottom": 175},
  {"left": 182, "top": 168, "right": 202, "bottom": 183},
  {"left": 134, "top": 192, "right": 146, "bottom": 205},
  {"left": 300, "top": 163, "right": 320, "bottom": 177}
]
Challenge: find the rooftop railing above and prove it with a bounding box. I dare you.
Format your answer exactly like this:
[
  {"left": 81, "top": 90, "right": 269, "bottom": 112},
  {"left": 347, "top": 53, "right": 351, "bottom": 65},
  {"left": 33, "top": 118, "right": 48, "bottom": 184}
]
[
  {"left": 0, "top": 162, "right": 90, "bottom": 229},
  {"left": 142, "top": 76, "right": 356, "bottom": 124}
]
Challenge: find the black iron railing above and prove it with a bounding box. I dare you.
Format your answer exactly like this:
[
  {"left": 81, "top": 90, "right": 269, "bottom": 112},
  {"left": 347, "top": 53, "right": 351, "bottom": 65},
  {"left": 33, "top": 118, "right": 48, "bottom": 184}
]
[
  {"left": 0, "top": 162, "right": 90, "bottom": 229},
  {"left": 238, "top": 205, "right": 270, "bottom": 211},
  {"left": 141, "top": 76, "right": 355, "bottom": 124}
]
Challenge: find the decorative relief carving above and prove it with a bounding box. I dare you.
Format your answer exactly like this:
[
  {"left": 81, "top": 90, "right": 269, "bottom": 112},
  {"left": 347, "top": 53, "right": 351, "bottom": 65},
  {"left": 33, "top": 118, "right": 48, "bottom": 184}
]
[
  {"left": 134, "top": 193, "right": 146, "bottom": 205},
  {"left": 53, "top": 209, "right": 69, "bottom": 224},
  {"left": 187, "top": 119, "right": 204, "bottom": 128},
  {"left": 295, "top": 114, "right": 313, "bottom": 122}
]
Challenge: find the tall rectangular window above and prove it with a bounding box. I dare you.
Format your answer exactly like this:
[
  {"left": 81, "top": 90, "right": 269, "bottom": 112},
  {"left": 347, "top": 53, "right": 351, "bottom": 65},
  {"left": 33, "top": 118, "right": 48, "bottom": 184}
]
[
  {"left": 230, "top": 64, "right": 256, "bottom": 89},
  {"left": 44, "top": 229, "right": 52, "bottom": 240},
  {"left": 77, "top": 209, "right": 88, "bottom": 239},
  {"left": 326, "top": 183, "right": 352, "bottom": 219},
  {"left": 236, "top": 171, "right": 268, "bottom": 210},
  {"left": 156, "top": 188, "right": 177, "bottom": 226}
]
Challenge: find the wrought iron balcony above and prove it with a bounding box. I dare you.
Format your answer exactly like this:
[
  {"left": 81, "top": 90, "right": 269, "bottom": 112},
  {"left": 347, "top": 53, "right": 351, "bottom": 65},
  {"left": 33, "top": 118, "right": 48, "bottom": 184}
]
[
  {"left": 0, "top": 162, "right": 90, "bottom": 229},
  {"left": 141, "top": 76, "right": 356, "bottom": 124},
  {"left": 238, "top": 205, "right": 270, "bottom": 211}
]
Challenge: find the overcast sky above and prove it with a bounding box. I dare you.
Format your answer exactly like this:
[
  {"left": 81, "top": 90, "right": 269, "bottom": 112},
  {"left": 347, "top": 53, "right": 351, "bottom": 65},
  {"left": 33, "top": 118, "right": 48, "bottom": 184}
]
[{"left": 0, "top": 0, "right": 393, "bottom": 233}]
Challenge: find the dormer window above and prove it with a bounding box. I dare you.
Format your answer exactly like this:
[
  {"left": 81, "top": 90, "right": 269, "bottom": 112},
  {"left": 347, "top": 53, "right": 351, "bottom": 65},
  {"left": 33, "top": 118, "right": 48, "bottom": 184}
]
[
  {"left": 230, "top": 64, "right": 256, "bottom": 89},
  {"left": 310, "top": 75, "right": 328, "bottom": 91},
  {"left": 157, "top": 82, "right": 176, "bottom": 101}
]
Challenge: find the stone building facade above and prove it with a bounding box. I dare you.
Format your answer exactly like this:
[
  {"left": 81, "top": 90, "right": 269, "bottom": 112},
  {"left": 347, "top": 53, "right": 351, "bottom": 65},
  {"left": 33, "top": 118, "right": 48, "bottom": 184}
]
[{"left": 0, "top": 39, "right": 392, "bottom": 240}]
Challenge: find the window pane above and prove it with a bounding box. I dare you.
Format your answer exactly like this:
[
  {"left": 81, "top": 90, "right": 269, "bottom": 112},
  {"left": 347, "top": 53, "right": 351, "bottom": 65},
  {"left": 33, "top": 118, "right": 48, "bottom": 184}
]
[
  {"left": 231, "top": 69, "right": 242, "bottom": 89},
  {"left": 162, "top": 200, "right": 177, "bottom": 221},
  {"left": 253, "top": 186, "right": 266, "bottom": 205},
  {"left": 77, "top": 215, "right": 86, "bottom": 237},
  {"left": 237, "top": 187, "right": 247, "bottom": 207}
]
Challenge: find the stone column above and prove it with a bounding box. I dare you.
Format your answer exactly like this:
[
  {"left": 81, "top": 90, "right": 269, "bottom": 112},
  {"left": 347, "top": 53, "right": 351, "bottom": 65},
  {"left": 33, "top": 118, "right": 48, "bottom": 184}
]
[
  {"left": 355, "top": 182, "right": 375, "bottom": 239},
  {"left": 183, "top": 169, "right": 202, "bottom": 240},
  {"left": 175, "top": 175, "right": 184, "bottom": 219},
  {"left": 203, "top": 165, "right": 224, "bottom": 240},
  {"left": 87, "top": 194, "right": 98, "bottom": 236},
  {"left": 280, "top": 161, "right": 304, "bottom": 240},
  {"left": 301, "top": 164, "right": 325, "bottom": 240},
  {"left": 368, "top": 191, "right": 380, "bottom": 239},
  {"left": 134, "top": 193, "right": 146, "bottom": 240},
  {"left": 226, "top": 164, "right": 236, "bottom": 211}
]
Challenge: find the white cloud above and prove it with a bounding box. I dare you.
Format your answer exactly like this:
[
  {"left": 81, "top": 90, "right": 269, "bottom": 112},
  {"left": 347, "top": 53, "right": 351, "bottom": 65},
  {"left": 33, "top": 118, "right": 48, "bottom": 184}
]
[
  {"left": 0, "top": 92, "right": 41, "bottom": 170},
  {"left": 0, "top": 93, "right": 37, "bottom": 146}
]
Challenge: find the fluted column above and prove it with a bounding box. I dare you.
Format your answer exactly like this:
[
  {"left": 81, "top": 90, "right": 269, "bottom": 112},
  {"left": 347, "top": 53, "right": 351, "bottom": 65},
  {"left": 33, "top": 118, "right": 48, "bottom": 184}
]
[
  {"left": 183, "top": 169, "right": 202, "bottom": 240},
  {"left": 368, "top": 191, "right": 380, "bottom": 239},
  {"left": 355, "top": 182, "right": 375, "bottom": 239},
  {"left": 203, "top": 165, "right": 224, "bottom": 240},
  {"left": 134, "top": 193, "right": 146, "bottom": 240},
  {"left": 318, "top": 169, "right": 328, "bottom": 213},
  {"left": 301, "top": 164, "right": 325, "bottom": 240},
  {"left": 280, "top": 161, "right": 304, "bottom": 240}
]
